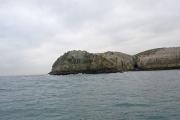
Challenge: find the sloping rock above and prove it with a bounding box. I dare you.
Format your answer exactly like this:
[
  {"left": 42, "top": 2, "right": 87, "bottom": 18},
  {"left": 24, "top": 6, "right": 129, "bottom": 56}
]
[
  {"left": 49, "top": 50, "right": 134, "bottom": 75},
  {"left": 97, "top": 51, "right": 135, "bottom": 71},
  {"left": 135, "top": 47, "right": 180, "bottom": 70}
]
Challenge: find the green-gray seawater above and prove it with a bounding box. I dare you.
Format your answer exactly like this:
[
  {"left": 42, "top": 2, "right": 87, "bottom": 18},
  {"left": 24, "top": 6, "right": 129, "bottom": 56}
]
[{"left": 0, "top": 70, "right": 180, "bottom": 120}]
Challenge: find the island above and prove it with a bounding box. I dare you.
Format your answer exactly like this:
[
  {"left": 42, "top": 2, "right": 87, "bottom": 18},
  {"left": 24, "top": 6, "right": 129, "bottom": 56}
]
[{"left": 49, "top": 47, "right": 180, "bottom": 75}]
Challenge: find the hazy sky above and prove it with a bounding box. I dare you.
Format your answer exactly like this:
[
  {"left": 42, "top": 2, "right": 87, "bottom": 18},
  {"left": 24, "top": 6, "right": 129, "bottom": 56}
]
[{"left": 0, "top": 0, "right": 180, "bottom": 75}]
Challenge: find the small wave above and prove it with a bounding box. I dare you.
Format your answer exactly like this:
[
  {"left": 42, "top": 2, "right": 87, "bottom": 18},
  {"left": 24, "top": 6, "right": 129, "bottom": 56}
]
[
  {"left": 0, "top": 88, "right": 14, "bottom": 92},
  {"left": 0, "top": 88, "right": 6, "bottom": 91},
  {"left": 115, "top": 103, "right": 151, "bottom": 107}
]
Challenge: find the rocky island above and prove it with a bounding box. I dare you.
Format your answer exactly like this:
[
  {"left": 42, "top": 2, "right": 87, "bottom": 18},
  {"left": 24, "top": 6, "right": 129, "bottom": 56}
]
[{"left": 49, "top": 47, "right": 180, "bottom": 75}]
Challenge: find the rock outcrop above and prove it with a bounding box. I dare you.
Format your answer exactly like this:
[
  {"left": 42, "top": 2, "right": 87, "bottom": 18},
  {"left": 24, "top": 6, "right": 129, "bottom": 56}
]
[
  {"left": 49, "top": 50, "right": 134, "bottom": 75},
  {"left": 135, "top": 47, "right": 180, "bottom": 70},
  {"left": 97, "top": 51, "right": 134, "bottom": 71},
  {"left": 49, "top": 47, "right": 180, "bottom": 75}
]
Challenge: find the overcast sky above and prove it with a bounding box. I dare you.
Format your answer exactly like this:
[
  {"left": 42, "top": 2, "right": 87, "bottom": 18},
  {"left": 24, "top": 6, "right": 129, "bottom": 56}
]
[{"left": 0, "top": 0, "right": 180, "bottom": 75}]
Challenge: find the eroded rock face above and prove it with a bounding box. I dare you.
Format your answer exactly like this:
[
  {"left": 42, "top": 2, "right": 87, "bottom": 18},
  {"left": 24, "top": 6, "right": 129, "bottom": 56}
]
[
  {"left": 49, "top": 50, "right": 134, "bottom": 75},
  {"left": 135, "top": 47, "right": 180, "bottom": 70},
  {"left": 98, "top": 51, "right": 135, "bottom": 71},
  {"left": 49, "top": 47, "right": 180, "bottom": 75}
]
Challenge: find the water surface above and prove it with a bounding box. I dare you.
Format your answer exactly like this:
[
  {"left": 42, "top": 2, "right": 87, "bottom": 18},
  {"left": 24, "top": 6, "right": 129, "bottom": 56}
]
[{"left": 0, "top": 70, "right": 180, "bottom": 120}]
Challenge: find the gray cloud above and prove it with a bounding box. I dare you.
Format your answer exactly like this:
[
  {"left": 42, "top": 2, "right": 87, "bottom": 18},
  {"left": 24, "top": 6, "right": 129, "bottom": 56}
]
[{"left": 0, "top": 0, "right": 180, "bottom": 75}]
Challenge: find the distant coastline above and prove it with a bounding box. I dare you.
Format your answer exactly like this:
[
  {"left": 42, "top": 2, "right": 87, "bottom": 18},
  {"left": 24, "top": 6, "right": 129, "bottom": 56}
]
[{"left": 49, "top": 47, "right": 180, "bottom": 75}]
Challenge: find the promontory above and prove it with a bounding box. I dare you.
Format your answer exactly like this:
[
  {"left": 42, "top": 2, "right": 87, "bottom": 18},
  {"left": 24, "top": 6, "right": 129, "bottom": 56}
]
[{"left": 49, "top": 47, "right": 180, "bottom": 75}]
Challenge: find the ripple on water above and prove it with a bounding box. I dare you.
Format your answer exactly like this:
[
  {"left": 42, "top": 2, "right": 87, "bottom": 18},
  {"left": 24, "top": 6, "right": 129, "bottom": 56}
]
[{"left": 0, "top": 70, "right": 180, "bottom": 120}]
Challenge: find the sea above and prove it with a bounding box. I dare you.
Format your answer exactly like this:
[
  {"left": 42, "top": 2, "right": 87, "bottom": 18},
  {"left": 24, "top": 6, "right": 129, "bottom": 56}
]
[{"left": 0, "top": 70, "right": 180, "bottom": 120}]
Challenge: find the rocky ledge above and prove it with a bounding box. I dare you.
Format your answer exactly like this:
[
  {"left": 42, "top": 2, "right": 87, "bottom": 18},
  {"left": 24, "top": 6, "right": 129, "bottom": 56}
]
[{"left": 49, "top": 47, "right": 180, "bottom": 75}]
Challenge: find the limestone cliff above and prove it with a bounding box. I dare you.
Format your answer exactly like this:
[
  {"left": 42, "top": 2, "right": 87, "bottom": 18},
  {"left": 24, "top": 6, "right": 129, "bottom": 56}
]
[
  {"left": 49, "top": 47, "right": 180, "bottom": 75},
  {"left": 97, "top": 51, "right": 134, "bottom": 71},
  {"left": 49, "top": 50, "right": 134, "bottom": 75},
  {"left": 135, "top": 47, "right": 180, "bottom": 70}
]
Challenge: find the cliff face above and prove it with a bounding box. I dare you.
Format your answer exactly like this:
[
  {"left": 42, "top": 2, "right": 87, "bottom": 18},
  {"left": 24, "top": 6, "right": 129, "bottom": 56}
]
[
  {"left": 97, "top": 51, "right": 135, "bottom": 71},
  {"left": 49, "top": 50, "right": 134, "bottom": 75},
  {"left": 49, "top": 47, "right": 180, "bottom": 75},
  {"left": 135, "top": 47, "right": 180, "bottom": 70}
]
